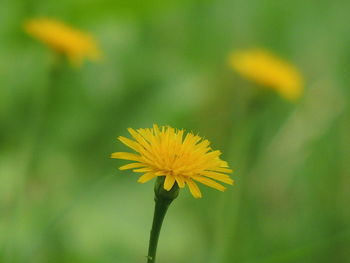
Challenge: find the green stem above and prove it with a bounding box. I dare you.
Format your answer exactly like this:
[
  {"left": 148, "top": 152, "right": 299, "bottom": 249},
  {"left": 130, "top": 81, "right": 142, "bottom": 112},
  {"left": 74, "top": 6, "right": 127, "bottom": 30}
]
[
  {"left": 147, "top": 197, "right": 171, "bottom": 263},
  {"left": 147, "top": 177, "right": 179, "bottom": 263},
  {"left": 27, "top": 53, "right": 64, "bottom": 177}
]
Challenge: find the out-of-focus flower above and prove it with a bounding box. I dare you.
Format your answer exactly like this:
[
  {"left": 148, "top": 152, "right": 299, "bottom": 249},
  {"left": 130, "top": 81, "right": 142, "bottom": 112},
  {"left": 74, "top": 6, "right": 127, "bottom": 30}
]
[
  {"left": 24, "top": 18, "right": 101, "bottom": 66},
  {"left": 229, "top": 49, "right": 303, "bottom": 100},
  {"left": 111, "top": 125, "right": 234, "bottom": 198}
]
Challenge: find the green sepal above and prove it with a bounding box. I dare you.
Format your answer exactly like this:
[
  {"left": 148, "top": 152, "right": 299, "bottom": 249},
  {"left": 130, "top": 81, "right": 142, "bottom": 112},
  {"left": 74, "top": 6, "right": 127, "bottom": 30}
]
[{"left": 154, "top": 176, "right": 179, "bottom": 203}]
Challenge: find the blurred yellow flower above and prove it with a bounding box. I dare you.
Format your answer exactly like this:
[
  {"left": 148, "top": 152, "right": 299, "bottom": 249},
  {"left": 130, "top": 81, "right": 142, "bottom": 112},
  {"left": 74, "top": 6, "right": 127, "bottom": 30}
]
[
  {"left": 24, "top": 18, "right": 101, "bottom": 66},
  {"left": 111, "top": 125, "right": 234, "bottom": 198},
  {"left": 229, "top": 49, "right": 303, "bottom": 100}
]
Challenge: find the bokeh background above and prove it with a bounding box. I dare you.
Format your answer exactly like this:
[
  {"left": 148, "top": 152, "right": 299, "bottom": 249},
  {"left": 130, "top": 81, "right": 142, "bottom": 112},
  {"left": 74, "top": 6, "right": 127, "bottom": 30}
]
[{"left": 1, "top": 0, "right": 350, "bottom": 262}]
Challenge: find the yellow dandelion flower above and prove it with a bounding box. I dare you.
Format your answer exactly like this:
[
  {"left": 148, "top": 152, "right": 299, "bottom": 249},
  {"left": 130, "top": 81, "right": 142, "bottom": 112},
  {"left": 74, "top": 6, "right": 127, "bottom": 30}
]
[
  {"left": 229, "top": 49, "right": 303, "bottom": 100},
  {"left": 111, "top": 125, "right": 234, "bottom": 198},
  {"left": 24, "top": 18, "right": 101, "bottom": 66}
]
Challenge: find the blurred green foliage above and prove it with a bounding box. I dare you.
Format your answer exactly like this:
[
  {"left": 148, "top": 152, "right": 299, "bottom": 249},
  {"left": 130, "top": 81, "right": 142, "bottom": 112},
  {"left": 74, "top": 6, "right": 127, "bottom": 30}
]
[{"left": 1, "top": 0, "right": 350, "bottom": 262}]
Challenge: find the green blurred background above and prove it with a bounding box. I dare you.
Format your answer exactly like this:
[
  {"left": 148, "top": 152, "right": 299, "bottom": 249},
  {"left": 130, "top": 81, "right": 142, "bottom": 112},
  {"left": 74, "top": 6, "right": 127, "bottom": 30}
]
[{"left": 1, "top": 0, "right": 350, "bottom": 262}]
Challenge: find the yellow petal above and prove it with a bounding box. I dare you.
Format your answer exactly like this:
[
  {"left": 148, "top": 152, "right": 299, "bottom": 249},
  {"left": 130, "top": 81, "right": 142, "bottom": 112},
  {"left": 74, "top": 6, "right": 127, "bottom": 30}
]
[
  {"left": 210, "top": 167, "right": 233, "bottom": 173},
  {"left": 175, "top": 175, "right": 185, "bottom": 188},
  {"left": 133, "top": 168, "right": 153, "bottom": 173},
  {"left": 137, "top": 173, "right": 157, "bottom": 183},
  {"left": 164, "top": 175, "right": 175, "bottom": 191},
  {"left": 127, "top": 128, "right": 152, "bottom": 151},
  {"left": 153, "top": 124, "right": 160, "bottom": 134},
  {"left": 118, "top": 136, "right": 140, "bottom": 152},
  {"left": 186, "top": 178, "right": 202, "bottom": 198},
  {"left": 201, "top": 171, "right": 234, "bottom": 185},
  {"left": 111, "top": 152, "right": 141, "bottom": 161},
  {"left": 119, "top": 163, "right": 145, "bottom": 170},
  {"left": 192, "top": 176, "right": 226, "bottom": 192}
]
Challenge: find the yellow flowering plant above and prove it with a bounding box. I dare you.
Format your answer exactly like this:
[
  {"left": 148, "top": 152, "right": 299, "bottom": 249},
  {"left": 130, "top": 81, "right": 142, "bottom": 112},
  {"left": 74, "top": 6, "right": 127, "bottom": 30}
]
[
  {"left": 229, "top": 49, "right": 303, "bottom": 101},
  {"left": 111, "top": 125, "right": 234, "bottom": 262},
  {"left": 24, "top": 18, "right": 101, "bottom": 66}
]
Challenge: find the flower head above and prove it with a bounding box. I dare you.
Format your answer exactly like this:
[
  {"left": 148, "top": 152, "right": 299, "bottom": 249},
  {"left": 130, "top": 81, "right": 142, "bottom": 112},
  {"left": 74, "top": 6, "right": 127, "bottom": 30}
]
[
  {"left": 229, "top": 49, "right": 303, "bottom": 100},
  {"left": 111, "top": 125, "right": 234, "bottom": 198},
  {"left": 24, "top": 18, "right": 101, "bottom": 66}
]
